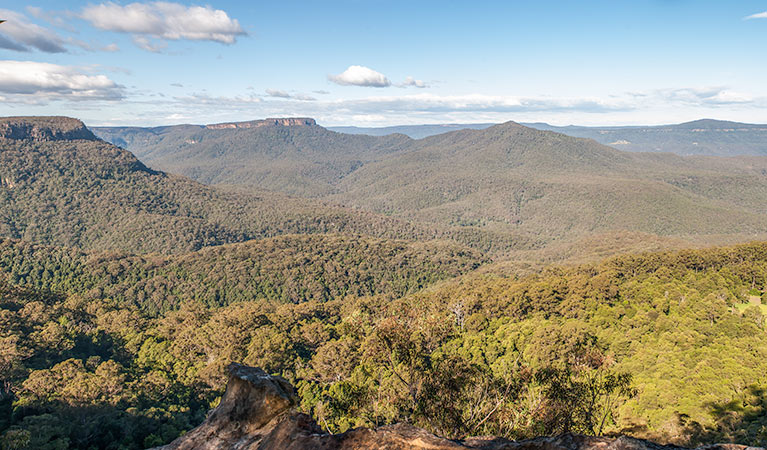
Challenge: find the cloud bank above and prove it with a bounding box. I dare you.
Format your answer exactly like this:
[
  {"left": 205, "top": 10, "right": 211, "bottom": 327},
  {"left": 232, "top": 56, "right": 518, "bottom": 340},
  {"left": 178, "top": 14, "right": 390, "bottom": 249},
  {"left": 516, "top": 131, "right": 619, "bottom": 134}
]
[{"left": 80, "top": 1, "right": 246, "bottom": 50}]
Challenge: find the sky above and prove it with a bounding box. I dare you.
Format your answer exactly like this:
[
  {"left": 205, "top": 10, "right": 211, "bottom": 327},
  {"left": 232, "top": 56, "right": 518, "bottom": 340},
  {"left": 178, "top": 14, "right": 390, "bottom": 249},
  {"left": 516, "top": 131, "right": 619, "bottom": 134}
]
[{"left": 1, "top": 0, "right": 767, "bottom": 127}]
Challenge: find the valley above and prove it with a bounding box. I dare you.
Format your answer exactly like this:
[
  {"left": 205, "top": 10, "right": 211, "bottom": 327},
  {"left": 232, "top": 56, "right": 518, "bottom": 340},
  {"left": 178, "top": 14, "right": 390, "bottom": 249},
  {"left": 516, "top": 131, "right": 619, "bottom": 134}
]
[{"left": 2, "top": 116, "right": 767, "bottom": 449}]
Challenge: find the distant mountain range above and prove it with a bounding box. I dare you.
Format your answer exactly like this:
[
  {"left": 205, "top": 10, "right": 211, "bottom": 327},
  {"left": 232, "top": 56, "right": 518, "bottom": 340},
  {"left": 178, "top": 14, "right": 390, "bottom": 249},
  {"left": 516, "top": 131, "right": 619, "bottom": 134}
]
[
  {"left": 328, "top": 123, "right": 495, "bottom": 139},
  {"left": 524, "top": 119, "right": 767, "bottom": 156},
  {"left": 324, "top": 119, "right": 767, "bottom": 157},
  {"left": 90, "top": 117, "right": 767, "bottom": 257}
]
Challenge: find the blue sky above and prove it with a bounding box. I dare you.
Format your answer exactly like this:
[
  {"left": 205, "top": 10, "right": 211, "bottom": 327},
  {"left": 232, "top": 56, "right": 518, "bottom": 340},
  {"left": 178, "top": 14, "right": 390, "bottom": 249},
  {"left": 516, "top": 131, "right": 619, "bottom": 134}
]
[{"left": 1, "top": 0, "right": 767, "bottom": 127}]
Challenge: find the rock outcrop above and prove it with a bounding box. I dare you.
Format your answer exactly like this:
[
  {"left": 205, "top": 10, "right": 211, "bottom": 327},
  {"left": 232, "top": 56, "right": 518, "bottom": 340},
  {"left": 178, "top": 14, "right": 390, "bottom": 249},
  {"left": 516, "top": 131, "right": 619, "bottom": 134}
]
[
  {"left": 206, "top": 118, "right": 317, "bottom": 129},
  {"left": 0, "top": 116, "right": 98, "bottom": 141},
  {"left": 156, "top": 364, "right": 764, "bottom": 450}
]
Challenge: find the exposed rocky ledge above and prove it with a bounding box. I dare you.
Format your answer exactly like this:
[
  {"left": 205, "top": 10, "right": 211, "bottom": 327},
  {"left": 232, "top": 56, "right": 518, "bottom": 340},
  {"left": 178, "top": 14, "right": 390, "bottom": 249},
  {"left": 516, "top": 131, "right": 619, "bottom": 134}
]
[
  {"left": 206, "top": 118, "right": 317, "bottom": 129},
  {"left": 0, "top": 116, "right": 98, "bottom": 141},
  {"left": 155, "top": 364, "right": 763, "bottom": 450}
]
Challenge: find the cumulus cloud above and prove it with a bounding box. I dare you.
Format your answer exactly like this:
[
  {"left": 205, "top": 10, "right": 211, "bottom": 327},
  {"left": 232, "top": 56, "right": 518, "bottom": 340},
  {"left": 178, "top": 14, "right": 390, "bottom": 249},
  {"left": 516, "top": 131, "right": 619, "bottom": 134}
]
[
  {"left": 0, "top": 60, "right": 124, "bottom": 103},
  {"left": 328, "top": 65, "right": 391, "bottom": 87},
  {"left": 399, "top": 76, "right": 428, "bottom": 88},
  {"left": 745, "top": 11, "right": 767, "bottom": 19},
  {"left": 80, "top": 1, "right": 246, "bottom": 50},
  {"left": 0, "top": 9, "right": 68, "bottom": 53}
]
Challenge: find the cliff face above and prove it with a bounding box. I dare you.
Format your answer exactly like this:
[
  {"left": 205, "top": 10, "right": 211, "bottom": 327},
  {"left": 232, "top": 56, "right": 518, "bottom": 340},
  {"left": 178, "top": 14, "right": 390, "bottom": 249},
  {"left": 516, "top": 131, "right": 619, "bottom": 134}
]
[
  {"left": 0, "top": 116, "right": 98, "bottom": 141},
  {"left": 206, "top": 118, "right": 317, "bottom": 129},
  {"left": 156, "top": 364, "right": 764, "bottom": 450}
]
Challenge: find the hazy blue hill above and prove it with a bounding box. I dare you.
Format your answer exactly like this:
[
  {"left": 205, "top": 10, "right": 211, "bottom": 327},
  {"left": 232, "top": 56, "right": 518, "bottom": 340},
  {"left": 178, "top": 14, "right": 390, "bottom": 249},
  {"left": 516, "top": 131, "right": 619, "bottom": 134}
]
[
  {"left": 328, "top": 123, "right": 495, "bottom": 139},
  {"left": 524, "top": 119, "right": 767, "bottom": 156}
]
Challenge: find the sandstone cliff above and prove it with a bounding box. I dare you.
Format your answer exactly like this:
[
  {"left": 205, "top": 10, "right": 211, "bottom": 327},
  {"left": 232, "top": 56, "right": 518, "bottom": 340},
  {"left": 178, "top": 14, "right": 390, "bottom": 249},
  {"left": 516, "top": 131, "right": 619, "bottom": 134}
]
[
  {"left": 0, "top": 116, "right": 98, "bottom": 141},
  {"left": 206, "top": 118, "right": 317, "bottom": 129},
  {"left": 156, "top": 364, "right": 763, "bottom": 450}
]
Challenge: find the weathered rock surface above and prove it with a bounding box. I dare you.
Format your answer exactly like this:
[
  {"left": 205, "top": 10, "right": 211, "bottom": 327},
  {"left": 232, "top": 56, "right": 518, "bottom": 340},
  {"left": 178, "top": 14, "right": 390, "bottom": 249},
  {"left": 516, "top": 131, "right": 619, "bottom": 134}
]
[
  {"left": 156, "top": 364, "right": 764, "bottom": 450},
  {"left": 0, "top": 116, "right": 98, "bottom": 141},
  {"left": 206, "top": 118, "right": 317, "bottom": 129}
]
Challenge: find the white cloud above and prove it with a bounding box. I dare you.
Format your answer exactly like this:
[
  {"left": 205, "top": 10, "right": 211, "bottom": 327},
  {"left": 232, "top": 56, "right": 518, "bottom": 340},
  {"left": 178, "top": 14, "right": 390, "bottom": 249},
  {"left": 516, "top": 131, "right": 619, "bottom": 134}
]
[
  {"left": 265, "top": 88, "right": 316, "bottom": 101},
  {"left": 0, "top": 9, "right": 68, "bottom": 53},
  {"left": 132, "top": 35, "right": 167, "bottom": 52},
  {"left": 0, "top": 61, "right": 124, "bottom": 103},
  {"left": 265, "top": 88, "right": 291, "bottom": 98},
  {"left": 745, "top": 11, "right": 767, "bottom": 19},
  {"left": 658, "top": 87, "right": 757, "bottom": 106},
  {"left": 328, "top": 65, "right": 391, "bottom": 87},
  {"left": 399, "top": 76, "right": 428, "bottom": 88},
  {"left": 81, "top": 1, "right": 246, "bottom": 49}
]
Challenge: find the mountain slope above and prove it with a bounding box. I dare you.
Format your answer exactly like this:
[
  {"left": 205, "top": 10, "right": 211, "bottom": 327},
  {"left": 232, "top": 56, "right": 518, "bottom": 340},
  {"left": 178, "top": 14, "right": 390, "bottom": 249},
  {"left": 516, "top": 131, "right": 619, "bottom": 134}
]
[
  {"left": 0, "top": 117, "right": 529, "bottom": 255},
  {"left": 326, "top": 122, "right": 767, "bottom": 241}
]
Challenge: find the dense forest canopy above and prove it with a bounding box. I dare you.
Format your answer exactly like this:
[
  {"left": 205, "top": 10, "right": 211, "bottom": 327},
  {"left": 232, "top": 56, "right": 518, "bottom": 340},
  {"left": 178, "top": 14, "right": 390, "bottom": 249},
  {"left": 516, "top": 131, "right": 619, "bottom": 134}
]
[{"left": 2, "top": 241, "right": 767, "bottom": 448}]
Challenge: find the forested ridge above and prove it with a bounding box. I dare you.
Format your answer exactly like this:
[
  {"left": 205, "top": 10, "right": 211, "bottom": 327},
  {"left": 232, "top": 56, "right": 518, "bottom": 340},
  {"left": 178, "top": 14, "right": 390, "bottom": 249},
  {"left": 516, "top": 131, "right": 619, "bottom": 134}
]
[
  {"left": 0, "top": 234, "right": 484, "bottom": 313},
  {"left": 2, "top": 241, "right": 767, "bottom": 448}
]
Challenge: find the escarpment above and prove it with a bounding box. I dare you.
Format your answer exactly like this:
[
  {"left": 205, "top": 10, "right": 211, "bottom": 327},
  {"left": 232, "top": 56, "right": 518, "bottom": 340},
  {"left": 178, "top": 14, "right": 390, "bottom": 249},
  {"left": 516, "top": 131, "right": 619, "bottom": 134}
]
[
  {"left": 0, "top": 116, "right": 98, "bottom": 141},
  {"left": 156, "top": 364, "right": 764, "bottom": 450},
  {"left": 206, "top": 118, "right": 317, "bottom": 129}
]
